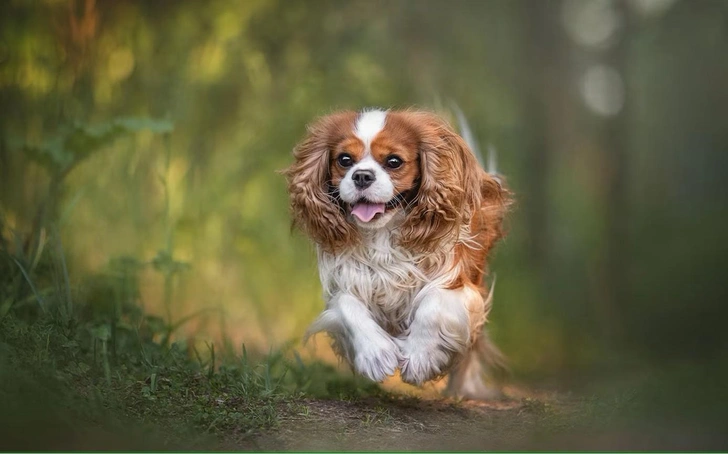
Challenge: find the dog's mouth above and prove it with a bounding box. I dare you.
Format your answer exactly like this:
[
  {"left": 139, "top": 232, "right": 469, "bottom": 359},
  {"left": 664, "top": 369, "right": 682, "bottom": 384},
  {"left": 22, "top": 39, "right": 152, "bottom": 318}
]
[
  {"left": 350, "top": 199, "right": 387, "bottom": 223},
  {"left": 349, "top": 197, "right": 406, "bottom": 223}
]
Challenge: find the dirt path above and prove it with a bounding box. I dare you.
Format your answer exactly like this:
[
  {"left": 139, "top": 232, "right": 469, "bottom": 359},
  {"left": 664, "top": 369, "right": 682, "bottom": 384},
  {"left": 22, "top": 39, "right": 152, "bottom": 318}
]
[
  {"left": 238, "top": 383, "right": 570, "bottom": 451},
  {"left": 234, "top": 379, "right": 728, "bottom": 452},
  {"left": 250, "top": 398, "right": 532, "bottom": 451}
]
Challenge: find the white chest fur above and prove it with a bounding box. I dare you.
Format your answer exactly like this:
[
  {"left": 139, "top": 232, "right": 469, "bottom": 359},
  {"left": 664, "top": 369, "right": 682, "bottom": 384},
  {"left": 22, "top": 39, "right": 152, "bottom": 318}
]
[{"left": 317, "top": 229, "right": 431, "bottom": 335}]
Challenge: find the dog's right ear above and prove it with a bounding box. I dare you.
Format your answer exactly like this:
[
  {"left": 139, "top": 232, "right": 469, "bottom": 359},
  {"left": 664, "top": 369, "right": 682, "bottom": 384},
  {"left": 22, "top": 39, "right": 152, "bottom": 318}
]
[
  {"left": 394, "top": 111, "right": 481, "bottom": 252},
  {"left": 282, "top": 112, "right": 359, "bottom": 253}
]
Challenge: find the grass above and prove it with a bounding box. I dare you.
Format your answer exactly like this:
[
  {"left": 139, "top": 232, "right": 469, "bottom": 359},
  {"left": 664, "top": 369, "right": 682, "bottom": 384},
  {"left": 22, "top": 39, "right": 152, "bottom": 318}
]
[{"left": 0, "top": 229, "right": 384, "bottom": 450}]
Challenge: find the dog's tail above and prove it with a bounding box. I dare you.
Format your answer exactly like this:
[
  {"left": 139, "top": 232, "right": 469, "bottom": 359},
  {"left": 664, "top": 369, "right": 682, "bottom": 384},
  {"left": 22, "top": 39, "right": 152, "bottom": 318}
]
[
  {"left": 445, "top": 279, "right": 509, "bottom": 400},
  {"left": 447, "top": 104, "right": 509, "bottom": 399},
  {"left": 451, "top": 102, "right": 504, "bottom": 185}
]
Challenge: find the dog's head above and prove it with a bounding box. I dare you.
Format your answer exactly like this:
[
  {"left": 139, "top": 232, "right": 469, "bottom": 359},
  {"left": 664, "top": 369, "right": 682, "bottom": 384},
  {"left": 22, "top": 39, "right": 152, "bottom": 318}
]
[{"left": 284, "top": 109, "right": 505, "bottom": 253}]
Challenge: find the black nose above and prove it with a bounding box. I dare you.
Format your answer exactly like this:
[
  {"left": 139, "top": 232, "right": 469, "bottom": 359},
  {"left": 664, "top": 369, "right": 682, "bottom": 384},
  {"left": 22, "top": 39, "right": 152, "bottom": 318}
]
[{"left": 352, "top": 169, "right": 376, "bottom": 189}]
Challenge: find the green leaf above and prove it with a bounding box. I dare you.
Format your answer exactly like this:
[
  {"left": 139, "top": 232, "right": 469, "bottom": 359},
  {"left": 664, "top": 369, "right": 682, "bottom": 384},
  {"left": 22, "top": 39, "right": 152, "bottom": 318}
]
[
  {"left": 151, "top": 250, "right": 191, "bottom": 275},
  {"left": 144, "top": 315, "right": 167, "bottom": 335},
  {"left": 90, "top": 324, "right": 111, "bottom": 341},
  {"left": 20, "top": 117, "right": 175, "bottom": 173},
  {"left": 108, "top": 255, "right": 146, "bottom": 275}
]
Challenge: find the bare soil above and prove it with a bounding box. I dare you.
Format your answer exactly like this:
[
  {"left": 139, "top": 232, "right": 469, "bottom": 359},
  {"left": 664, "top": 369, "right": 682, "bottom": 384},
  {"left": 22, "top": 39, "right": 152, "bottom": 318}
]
[
  {"left": 232, "top": 383, "right": 569, "bottom": 451},
  {"left": 237, "top": 381, "right": 728, "bottom": 452}
]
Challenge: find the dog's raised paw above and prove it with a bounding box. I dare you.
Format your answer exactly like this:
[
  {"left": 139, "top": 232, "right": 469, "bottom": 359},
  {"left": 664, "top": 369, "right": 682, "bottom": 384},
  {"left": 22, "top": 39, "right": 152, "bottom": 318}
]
[
  {"left": 398, "top": 339, "right": 451, "bottom": 385},
  {"left": 353, "top": 334, "right": 400, "bottom": 382}
]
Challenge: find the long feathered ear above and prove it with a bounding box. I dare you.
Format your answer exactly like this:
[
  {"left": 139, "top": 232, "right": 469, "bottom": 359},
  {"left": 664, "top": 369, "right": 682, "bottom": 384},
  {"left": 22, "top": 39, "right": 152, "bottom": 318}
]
[
  {"left": 477, "top": 169, "right": 513, "bottom": 258},
  {"left": 283, "top": 112, "right": 359, "bottom": 253},
  {"left": 397, "top": 111, "right": 488, "bottom": 252}
]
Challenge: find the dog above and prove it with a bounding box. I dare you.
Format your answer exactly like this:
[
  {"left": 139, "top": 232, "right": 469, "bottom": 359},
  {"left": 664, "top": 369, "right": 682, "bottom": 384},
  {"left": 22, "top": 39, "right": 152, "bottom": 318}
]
[{"left": 284, "top": 108, "right": 511, "bottom": 398}]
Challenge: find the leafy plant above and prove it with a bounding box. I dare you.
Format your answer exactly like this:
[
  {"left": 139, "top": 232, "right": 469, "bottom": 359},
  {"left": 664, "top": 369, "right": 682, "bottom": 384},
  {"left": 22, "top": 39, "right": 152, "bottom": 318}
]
[{"left": 8, "top": 117, "right": 174, "bottom": 266}]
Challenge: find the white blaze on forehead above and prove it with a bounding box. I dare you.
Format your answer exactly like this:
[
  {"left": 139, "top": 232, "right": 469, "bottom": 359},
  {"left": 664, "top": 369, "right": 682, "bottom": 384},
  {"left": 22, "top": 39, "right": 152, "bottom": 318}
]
[
  {"left": 354, "top": 109, "right": 387, "bottom": 150},
  {"left": 339, "top": 110, "right": 394, "bottom": 207}
]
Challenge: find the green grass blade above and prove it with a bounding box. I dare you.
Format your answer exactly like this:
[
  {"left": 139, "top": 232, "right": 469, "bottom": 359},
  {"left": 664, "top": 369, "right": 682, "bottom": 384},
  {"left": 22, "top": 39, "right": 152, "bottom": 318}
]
[
  {"left": 52, "top": 227, "right": 73, "bottom": 314},
  {"left": 10, "top": 255, "right": 46, "bottom": 313}
]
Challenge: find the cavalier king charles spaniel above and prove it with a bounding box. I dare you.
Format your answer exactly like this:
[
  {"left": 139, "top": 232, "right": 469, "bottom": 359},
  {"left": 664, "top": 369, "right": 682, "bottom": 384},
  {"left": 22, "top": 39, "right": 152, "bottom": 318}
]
[{"left": 284, "top": 109, "right": 511, "bottom": 399}]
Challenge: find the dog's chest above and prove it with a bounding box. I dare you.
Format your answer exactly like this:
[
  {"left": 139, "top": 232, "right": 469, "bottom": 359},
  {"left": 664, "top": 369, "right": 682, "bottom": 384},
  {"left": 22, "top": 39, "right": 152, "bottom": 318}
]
[{"left": 318, "top": 235, "right": 427, "bottom": 331}]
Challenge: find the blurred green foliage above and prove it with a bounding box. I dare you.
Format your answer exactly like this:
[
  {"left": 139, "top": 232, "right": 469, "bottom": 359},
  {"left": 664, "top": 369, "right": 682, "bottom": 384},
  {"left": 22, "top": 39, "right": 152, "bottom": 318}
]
[{"left": 0, "top": 0, "right": 726, "bottom": 377}]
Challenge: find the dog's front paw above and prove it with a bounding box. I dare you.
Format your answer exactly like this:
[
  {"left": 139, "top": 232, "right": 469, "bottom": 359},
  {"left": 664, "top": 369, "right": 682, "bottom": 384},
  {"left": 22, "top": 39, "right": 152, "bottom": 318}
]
[
  {"left": 353, "top": 333, "right": 400, "bottom": 382},
  {"left": 398, "top": 337, "right": 453, "bottom": 385}
]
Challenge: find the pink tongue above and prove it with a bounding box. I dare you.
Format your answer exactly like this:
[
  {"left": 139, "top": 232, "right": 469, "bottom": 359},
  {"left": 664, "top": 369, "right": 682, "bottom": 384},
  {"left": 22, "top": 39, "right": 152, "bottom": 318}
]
[{"left": 351, "top": 202, "right": 386, "bottom": 222}]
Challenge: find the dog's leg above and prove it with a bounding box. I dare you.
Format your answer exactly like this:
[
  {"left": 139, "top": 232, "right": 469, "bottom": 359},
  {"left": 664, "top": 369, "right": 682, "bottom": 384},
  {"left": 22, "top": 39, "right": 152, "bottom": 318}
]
[
  {"left": 307, "top": 293, "right": 400, "bottom": 382},
  {"left": 398, "top": 285, "right": 482, "bottom": 385}
]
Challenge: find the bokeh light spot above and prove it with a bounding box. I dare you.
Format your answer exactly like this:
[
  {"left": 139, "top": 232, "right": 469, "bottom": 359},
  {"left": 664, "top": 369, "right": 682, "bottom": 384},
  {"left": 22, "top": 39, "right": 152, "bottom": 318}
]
[{"left": 580, "top": 64, "right": 625, "bottom": 116}]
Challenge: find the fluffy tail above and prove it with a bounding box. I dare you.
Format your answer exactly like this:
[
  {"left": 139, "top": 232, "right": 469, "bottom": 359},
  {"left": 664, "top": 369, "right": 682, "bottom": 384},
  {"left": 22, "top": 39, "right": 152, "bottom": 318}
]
[
  {"left": 448, "top": 105, "right": 510, "bottom": 399},
  {"left": 451, "top": 102, "right": 504, "bottom": 185}
]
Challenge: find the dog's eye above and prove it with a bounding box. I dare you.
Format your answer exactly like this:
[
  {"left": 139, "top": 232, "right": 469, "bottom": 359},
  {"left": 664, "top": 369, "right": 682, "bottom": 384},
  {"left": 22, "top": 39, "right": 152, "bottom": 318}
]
[
  {"left": 385, "top": 155, "right": 403, "bottom": 169},
  {"left": 337, "top": 153, "right": 354, "bottom": 168}
]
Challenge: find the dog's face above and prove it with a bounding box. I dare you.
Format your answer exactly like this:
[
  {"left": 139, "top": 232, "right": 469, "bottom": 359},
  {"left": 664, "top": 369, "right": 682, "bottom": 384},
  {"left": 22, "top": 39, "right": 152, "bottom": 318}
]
[
  {"left": 285, "top": 109, "right": 490, "bottom": 253},
  {"left": 330, "top": 110, "right": 420, "bottom": 230}
]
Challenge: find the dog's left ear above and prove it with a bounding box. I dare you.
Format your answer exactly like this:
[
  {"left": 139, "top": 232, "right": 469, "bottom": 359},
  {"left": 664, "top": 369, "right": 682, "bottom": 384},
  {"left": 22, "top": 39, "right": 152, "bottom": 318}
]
[{"left": 397, "top": 111, "right": 486, "bottom": 252}]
